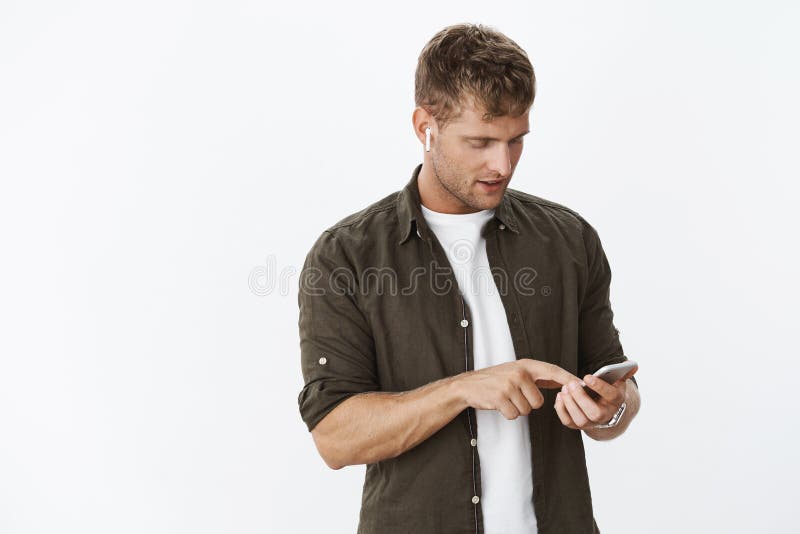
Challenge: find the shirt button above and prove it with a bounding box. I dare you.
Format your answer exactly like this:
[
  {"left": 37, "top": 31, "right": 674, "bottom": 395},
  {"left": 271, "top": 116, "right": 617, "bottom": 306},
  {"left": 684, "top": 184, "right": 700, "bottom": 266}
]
[
  {"left": 499, "top": 223, "right": 506, "bottom": 230},
  {"left": 318, "top": 357, "right": 327, "bottom": 365},
  {"left": 460, "top": 319, "right": 469, "bottom": 328},
  {"left": 472, "top": 495, "right": 480, "bottom": 504},
  {"left": 470, "top": 438, "right": 477, "bottom": 447}
]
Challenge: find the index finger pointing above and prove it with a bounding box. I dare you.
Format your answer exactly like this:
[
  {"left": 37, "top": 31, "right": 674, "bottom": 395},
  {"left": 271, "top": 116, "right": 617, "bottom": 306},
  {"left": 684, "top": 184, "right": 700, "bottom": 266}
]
[{"left": 521, "top": 360, "right": 578, "bottom": 389}]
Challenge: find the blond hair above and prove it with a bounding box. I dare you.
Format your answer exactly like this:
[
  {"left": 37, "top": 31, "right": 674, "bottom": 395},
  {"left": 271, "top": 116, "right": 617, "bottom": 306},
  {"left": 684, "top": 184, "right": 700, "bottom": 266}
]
[{"left": 415, "top": 23, "right": 536, "bottom": 131}]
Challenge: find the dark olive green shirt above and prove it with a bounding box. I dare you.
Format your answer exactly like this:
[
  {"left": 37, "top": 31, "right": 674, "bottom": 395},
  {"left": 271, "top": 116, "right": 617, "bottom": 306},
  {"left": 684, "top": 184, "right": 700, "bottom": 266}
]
[{"left": 297, "top": 163, "right": 637, "bottom": 534}]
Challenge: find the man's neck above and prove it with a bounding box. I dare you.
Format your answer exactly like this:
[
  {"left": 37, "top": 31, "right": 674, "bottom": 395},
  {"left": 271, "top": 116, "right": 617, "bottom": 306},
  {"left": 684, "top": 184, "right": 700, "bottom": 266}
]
[{"left": 417, "top": 161, "right": 479, "bottom": 214}]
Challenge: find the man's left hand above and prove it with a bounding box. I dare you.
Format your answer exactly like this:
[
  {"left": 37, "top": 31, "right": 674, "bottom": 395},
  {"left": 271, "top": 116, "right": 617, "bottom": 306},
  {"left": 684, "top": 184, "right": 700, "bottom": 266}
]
[{"left": 554, "top": 372, "right": 633, "bottom": 430}]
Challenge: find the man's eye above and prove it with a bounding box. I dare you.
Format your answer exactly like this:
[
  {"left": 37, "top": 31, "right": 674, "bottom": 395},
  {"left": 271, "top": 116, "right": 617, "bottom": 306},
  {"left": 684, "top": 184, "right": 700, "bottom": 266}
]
[
  {"left": 470, "top": 138, "right": 523, "bottom": 149},
  {"left": 471, "top": 139, "right": 523, "bottom": 148}
]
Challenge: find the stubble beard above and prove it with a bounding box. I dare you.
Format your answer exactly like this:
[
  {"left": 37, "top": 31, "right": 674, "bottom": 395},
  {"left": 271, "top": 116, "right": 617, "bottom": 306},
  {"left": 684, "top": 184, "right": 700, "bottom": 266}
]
[{"left": 431, "top": 150, "right": 503, "bottom": 212}]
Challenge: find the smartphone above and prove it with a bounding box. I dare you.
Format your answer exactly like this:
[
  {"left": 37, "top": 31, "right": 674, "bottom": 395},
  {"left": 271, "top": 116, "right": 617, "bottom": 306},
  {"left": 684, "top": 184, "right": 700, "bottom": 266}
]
[{"left": 582, "top": 360, "right": 638, "bottom": 400}]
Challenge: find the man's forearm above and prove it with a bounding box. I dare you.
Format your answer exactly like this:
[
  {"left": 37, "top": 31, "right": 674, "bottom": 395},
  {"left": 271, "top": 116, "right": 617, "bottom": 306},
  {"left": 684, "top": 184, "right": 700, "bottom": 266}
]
[
  {"left": 583, "top": 378, "right": 640, "bottom": 441},
  {"left": 312, "top": 375, "right": 468, "bottom": 469}
]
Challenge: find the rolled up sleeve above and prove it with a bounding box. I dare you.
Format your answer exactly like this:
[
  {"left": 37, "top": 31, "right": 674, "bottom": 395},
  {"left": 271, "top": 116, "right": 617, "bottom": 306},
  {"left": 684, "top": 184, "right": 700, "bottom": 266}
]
[
  {"left": 576, "top": 218, "right": 638, "bottom": 389},
  {"left": 297, "top": 230, "right": 379, "bottom": 432}
]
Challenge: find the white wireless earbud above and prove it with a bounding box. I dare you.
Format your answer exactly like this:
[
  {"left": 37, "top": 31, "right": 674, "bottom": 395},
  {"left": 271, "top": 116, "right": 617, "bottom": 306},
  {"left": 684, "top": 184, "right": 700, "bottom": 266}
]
[{"left": 425, "top": 127, "right": 431, "bottom": 152}]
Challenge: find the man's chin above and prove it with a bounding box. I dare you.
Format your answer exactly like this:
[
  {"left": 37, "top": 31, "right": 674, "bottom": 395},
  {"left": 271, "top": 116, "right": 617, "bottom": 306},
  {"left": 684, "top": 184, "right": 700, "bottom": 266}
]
[
  {"left": 470, "top": 194, "right": 505, "bottom": 211},
  {"left": 472, "top": 184, "right": 507, "bottom": 207}
]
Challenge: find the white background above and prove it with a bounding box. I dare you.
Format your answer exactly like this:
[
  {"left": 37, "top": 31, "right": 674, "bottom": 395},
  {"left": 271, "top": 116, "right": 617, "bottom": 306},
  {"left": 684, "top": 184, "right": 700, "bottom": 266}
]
[{"left": 1, "top": 1, "right": 798, "bottom": 533}]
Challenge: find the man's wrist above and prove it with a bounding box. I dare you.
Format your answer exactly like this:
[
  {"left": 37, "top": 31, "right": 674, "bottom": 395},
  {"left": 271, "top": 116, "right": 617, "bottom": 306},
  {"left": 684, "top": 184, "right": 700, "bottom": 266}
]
[
  {"left": 446, "top": 374, "right": 470, "bottom": 412},
  {"left": 593, "top": 401, "right": 626, "bottom": 428}
]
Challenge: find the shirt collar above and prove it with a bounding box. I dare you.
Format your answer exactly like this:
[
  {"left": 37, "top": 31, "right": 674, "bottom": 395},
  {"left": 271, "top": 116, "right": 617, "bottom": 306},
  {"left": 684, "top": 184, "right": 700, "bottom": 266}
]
[{"left": 397, "top": 163, "right": 520, "bottom": 245}]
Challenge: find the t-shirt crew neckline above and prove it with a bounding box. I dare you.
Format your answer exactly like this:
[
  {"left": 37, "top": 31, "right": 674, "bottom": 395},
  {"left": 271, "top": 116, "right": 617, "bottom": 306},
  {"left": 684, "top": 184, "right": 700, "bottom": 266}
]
[{"left": 420, "top": 203, "right": 495, "bottom": 225}]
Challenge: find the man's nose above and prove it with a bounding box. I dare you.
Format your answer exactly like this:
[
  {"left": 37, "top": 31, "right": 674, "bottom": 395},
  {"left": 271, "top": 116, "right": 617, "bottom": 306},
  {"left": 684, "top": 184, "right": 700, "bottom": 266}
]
[{"left": 488, "top": 143, "right": 512, "bottom": 177}]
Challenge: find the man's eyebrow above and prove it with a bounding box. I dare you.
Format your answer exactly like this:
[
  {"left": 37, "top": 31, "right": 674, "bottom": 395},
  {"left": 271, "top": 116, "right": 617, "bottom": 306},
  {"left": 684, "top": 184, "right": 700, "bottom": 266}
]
[{"left": 462, "top": 130, "right": 531, "bottom": 141}]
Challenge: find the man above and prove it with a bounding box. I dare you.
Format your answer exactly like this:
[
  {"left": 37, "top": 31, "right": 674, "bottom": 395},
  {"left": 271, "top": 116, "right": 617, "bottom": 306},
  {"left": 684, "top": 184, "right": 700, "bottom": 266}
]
[{"left": 297, "top": 23, "right": 640, "bottom": 534}]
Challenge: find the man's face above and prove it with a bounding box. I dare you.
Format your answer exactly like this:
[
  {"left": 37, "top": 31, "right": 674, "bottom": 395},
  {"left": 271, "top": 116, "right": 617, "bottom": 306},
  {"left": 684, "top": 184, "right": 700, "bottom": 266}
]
[{"left": 430, "top": 100, "right": 530, "bottom": 212}]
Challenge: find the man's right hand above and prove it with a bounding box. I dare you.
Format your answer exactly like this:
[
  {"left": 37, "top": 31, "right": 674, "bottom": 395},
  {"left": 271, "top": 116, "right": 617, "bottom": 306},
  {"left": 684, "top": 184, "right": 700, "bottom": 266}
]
[{"left": 454, "top": 360, "right": 578, "bottom": 420}]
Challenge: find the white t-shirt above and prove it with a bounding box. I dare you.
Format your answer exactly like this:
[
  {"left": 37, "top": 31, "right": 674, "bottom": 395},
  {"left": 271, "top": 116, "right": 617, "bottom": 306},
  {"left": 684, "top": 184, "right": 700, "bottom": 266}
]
[{"left": 420, "top": 203, "right": 538, "bottom": 534}]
